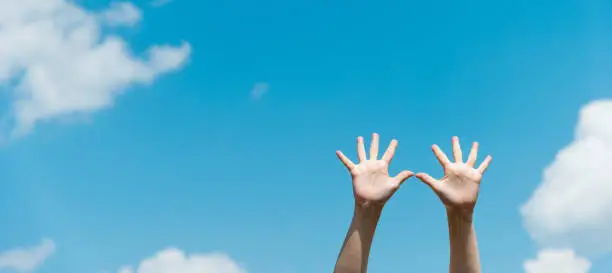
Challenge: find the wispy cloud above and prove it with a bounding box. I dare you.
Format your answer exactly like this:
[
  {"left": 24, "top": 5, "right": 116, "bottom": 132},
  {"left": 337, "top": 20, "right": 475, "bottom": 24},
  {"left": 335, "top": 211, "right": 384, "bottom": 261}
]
[
  {"left": 251, "top": 82, "right": 269, "bottom": 100},
  {"left": 100, "top": 2, "right": 142, "bottom": 27},
  {"left": 0, "top": 239, "right": 55, "bottom": 272},
  {"left": 150, "top": 0, "right": 174, "bottom": 8}
]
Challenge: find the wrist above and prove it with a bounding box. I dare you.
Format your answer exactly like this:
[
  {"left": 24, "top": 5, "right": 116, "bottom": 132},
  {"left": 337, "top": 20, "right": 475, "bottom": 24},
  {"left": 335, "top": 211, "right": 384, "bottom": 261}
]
[
  {"left": 446, "top": 207, "right": 474, "bottom": 224},
  {"left": 355, "top": 199, "right": 384, "bottom": 214},
  {"left": 353, "top": 202, "right": 383, "bottom": 224}
]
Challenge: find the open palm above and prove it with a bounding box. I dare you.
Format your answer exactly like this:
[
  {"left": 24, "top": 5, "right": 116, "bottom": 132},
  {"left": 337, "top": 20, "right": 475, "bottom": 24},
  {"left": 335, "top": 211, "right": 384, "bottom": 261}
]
[
  {"left": 416, "top": 137, "right": 492, "bottom": 212},
  {"left": 336, "top": 133, "right": 413, "bottom": 205}
]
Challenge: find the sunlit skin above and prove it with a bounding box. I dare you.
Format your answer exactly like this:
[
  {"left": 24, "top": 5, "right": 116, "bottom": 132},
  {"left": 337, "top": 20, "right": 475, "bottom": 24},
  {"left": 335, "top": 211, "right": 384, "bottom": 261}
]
[
  {"left": 336, "top": 133, "right": 414, "bottom": 206},
  {"left": 333, "top": 133, "right": 413, "bottom": 273},
  {"left": 416, "top": 136, "right": 492, "bottom": 273}
]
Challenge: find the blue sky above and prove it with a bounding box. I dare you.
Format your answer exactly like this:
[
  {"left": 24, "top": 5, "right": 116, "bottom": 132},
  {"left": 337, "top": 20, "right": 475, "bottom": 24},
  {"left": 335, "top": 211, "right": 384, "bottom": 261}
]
[{"left": 0, "top": 0, "right": 611, "bottom": 272}]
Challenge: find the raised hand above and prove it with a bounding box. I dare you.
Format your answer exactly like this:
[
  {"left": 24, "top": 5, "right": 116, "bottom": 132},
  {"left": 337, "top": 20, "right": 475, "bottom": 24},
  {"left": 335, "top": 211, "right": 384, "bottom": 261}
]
[
  {"left": 336, "top": 133, "right": 414, "bottom": 207},
  {"left": 416, "top": 136, "right": 492, "bottom": 215}
]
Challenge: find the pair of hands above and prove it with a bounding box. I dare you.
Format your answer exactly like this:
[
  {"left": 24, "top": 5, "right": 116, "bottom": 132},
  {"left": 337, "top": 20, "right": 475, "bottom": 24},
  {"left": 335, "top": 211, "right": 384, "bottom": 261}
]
[{"left": 336, "top": 133, "right": 492, "bottom": 216}]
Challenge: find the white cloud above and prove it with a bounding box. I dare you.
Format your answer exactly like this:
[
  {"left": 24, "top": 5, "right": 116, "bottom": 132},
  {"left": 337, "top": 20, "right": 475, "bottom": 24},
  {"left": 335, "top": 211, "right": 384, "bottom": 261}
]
[
  {"left": 150, "top": 0, "right": 173, "bottom": 7},
  {"left": 0, "top": 0, "right": 191, "bottom": 136},
  {"left": 100, "top": 2, "right": 142, "bottom": 27},
  {"left": 251, "top": 82, "right": 269, "bottom": 100},
  {"left": 117, "top": 248, "right": 246, "bottom": 273},
  {"left": 0, "top": 239, "right": 55, "bottom": 272},
  {"left": 520, "top": 100, "right": 612, "bottom": 253},
  {"left": 524, "top": 249, "right": 591, "bottom": 273}
]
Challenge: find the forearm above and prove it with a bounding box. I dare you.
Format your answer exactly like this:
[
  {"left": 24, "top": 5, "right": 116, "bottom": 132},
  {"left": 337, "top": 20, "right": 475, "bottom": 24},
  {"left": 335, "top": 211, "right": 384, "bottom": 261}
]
[
  {"left": 447, "top": 209, "right": 481, "bottom": 273},
  {"left": 333, "top": 204, "right": 382, "bottom": 273}
]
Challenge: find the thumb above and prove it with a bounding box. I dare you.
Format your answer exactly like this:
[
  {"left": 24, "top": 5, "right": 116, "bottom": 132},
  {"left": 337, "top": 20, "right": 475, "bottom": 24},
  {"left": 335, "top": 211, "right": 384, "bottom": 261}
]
[
  {"left": 415, "top": 173, "right": 439, "bottom": 191},
  {"left": 393, "top": 170, "right": 414, "bottom": 186}
]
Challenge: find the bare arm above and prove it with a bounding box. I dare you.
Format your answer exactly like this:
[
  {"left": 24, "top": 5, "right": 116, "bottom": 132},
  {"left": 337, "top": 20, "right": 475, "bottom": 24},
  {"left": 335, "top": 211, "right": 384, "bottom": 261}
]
[
  {"left": 334, "top": 204, "right": 382, "bottom": 273},
  {"left": 333, "top": 133, "right": 413, "bottom": 273},
  {"left": 416, "top": 137, "right": 492, "bottom": 273},
  {"left": 447, "top": 210, "right": 480, "bottom": 273}
]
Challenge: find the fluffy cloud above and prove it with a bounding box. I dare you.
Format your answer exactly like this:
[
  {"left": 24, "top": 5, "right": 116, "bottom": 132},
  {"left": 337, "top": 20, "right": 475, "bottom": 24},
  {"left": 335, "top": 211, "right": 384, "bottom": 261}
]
[
  {"left": 521, "top": 100, "right": 612, "bottom": 253},
  {"left": 0, "top": 239, "right": 55, "bottom": 272},
  {"left": 0, "top": 0, "right": 191, "bottom": 136},
  {"left": 117, "top": 248, "right": 246, "bottom": 273},
  {"left": 100, "top": 2, "right": 142, "bottom": 27},
  {"left": 524, "top": 249, "right": 591, "bottom": 273}
]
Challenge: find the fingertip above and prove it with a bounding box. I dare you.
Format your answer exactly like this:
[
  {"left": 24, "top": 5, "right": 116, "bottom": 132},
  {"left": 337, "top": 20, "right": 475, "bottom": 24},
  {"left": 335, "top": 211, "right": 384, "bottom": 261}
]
[
  {"left": 414, "top": 173, "right": 430, "bottom": 184},
  {"left": 402, "top": 170, "right": 414, "bottom": 177},
  {"left": 396, "top": 170, "right": 414, "bottom": 184}
]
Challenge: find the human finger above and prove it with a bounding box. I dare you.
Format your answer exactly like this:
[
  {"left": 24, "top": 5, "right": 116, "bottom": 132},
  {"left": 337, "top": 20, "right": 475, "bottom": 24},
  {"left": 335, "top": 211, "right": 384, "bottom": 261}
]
[
  {"left": 369, "top": 133, "right": 379, "bottom": 160},
  {"left": 381, "top": 139, "right": 398, "bottom": 164},
  {"left": 466, "top": 142, "right": 479, "bottom": 167},
  {"left": 452, "top": 136, "right": 463, "bottom": 163},
  {"left": 415, "top": 173, "right": 440, "bottom": 191},
  {"left": 336, "top": 150, "right": 355, "bottom": 170},
  {"left": 477, "top": 155, "right": 493, "bottom": 174},
  {"left": 393, "top": 170, "right": 414, "bottom": 186},
  {"left": 432, "top": 144, "right": 451, "bottom": 167},
  {"left": 357, "top": 136, "right": 366, "bottom": 162}
]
